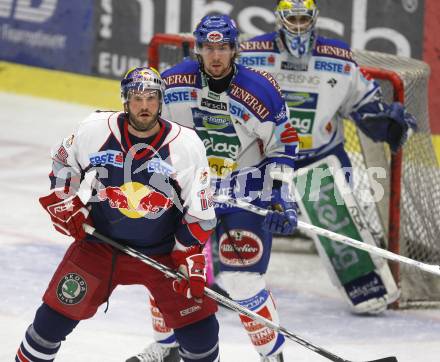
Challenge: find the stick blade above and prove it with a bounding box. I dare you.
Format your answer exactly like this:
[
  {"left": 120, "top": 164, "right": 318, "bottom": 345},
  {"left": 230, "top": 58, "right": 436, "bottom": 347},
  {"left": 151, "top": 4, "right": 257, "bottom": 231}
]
[{"left": 365, "top": 357, "right": 398, "bottom": 362}]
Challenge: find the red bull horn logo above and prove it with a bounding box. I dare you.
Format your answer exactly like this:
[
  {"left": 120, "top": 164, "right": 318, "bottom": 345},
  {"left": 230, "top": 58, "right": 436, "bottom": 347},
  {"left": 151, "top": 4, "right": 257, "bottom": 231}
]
[{"left": 97, "top": 182, "right": 173, "bottom": 218}]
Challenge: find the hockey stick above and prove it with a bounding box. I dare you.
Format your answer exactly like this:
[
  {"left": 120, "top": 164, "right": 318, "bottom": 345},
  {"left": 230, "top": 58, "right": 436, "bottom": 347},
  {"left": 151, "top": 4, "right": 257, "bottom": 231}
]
[
  {"left": 83, "top": 224, "right": 397, "bottom": 362},
  {"left": 214, "top": 195, "right": 440, "bottom": 277}
]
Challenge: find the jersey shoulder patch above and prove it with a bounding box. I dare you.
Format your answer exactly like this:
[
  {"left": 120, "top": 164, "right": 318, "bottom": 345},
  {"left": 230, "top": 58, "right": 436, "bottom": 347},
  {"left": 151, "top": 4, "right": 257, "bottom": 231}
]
[
  {"left": 240, "top": 32, "right": 278, "bottom": 53},
  {"left": 314, "top": 36, "right": 356, "bottom": 63},
  {"left": 161, "top": 61, "right": 199, "bottom": 89},
  {"left": 229, "top": 65, "right": 284, "bottom": 122}
]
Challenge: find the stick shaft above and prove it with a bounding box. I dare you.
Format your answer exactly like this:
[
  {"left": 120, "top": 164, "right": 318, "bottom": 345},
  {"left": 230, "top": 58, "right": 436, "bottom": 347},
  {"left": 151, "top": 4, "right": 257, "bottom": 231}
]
[
  {"left": 83, "top": 225, "right": 354, "bottom": 362},
  {"left": 215, "top": 196, "right": 440, "bottom": 277}
]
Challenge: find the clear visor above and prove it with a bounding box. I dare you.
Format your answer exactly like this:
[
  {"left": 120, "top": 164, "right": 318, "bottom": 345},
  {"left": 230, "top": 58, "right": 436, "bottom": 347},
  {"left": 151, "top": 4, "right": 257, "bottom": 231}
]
[
  {"left": 124, "top": 88, "right": 160, "bottom": 103},
  {"left": 279, "top": 12, "right": 315, "bottom": 35},
  {"left": 196, "top": 42, "right": 235, "bottom": 55}
]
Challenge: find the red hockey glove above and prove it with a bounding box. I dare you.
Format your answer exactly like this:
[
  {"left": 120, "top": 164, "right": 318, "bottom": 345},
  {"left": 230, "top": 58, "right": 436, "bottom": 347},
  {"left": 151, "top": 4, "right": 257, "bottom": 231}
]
[
  {"left": 39, "top": 191, "right": 92, "bottom": 241},
  {"left": 171, "top": 246, "right": 206, "bottom": 303}
]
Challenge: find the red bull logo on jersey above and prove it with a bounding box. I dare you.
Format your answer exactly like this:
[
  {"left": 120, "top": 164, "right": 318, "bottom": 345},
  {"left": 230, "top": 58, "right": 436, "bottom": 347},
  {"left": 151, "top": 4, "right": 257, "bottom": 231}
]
[{"left": 97, "top": 182, "right": 173, "bottom": 218}]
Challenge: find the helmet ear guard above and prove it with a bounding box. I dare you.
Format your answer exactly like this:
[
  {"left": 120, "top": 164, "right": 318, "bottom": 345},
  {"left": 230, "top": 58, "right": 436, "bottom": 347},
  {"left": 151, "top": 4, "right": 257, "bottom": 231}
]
[{"left": 120, "top": 66, "right": 165, "bottom": 104}]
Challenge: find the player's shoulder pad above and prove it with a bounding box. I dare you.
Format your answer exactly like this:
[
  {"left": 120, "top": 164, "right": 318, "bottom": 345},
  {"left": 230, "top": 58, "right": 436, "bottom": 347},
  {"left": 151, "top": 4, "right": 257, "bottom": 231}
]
[
  {"left": 313, "top": 36, "right": 356, "bottom": 63},
  {"left": 168, "top": 122, "right": 206, "bottom": 161},
  {"left": 161, "top": 60, "right": 199, "bottom": 89},
  {"left": 76, "top": 110, "right": 119, "bottom": 134},
  {"left": 240, "top": 31, "right": 278, "bottom": 53},
  {"left": 77, "top": 110, "right": 117, "bottom": 127},
  {"left": 230, "top": 64, "right": 284, "bottom": 122}
]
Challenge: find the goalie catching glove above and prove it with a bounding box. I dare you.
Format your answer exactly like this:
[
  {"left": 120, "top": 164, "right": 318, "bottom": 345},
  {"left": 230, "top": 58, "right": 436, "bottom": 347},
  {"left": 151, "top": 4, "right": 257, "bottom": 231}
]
[
  {"left": 39, "top": 190, "right": 92, "bottom": 241},
  {"left": 171, "top": 245, "right": 207, "bottom": 303}
]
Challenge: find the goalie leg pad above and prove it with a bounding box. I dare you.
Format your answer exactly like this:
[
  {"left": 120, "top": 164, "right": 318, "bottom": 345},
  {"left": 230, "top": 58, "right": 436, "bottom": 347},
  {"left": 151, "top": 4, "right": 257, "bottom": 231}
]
[{"left": 295, "top": 154, "right": 400, "bottom": 314}]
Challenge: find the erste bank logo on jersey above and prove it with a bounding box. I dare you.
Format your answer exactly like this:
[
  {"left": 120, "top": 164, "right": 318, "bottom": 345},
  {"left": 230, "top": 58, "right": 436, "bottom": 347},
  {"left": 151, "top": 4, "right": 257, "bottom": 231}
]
[
  {"left": 314, "top": 60, "right": 351, "bottom": 75},
  {"left": 164, "top": 89, "right": 197, "bottom": 104},
  {"left": 239, "top": 54, "right": 275, "bottom": 67},
  {"left": 89, "top": 150, "right": 123, "bottom": 168}
]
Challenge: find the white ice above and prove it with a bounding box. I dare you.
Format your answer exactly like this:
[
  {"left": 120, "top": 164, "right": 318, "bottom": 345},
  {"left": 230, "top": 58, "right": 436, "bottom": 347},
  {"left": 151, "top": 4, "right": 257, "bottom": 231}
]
[{"left": 1, "top": 92, "right": 439, "bottom": 362}]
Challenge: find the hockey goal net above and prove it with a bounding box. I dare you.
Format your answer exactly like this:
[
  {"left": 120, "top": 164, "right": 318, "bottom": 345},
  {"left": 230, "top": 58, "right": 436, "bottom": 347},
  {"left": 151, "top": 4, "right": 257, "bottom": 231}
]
[{"left": 148, "top": 33, "right": 440, "bottom": 308}]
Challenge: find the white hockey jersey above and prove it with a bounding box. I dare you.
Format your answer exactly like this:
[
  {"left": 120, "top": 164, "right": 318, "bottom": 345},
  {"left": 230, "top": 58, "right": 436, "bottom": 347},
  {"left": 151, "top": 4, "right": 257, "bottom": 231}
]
[
  {"left": 49, "top": 110, "right": 215, "bottom": 254},
  {"left": 239, "top": 32, "right": 380, "bottom": 161}
]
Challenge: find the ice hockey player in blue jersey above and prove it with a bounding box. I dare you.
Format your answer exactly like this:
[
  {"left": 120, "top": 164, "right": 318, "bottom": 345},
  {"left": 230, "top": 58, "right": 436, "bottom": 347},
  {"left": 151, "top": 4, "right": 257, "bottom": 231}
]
[
  {"left": 126, "top": 14, "right": 299, "bottom": 362},
  {"left": 238, "top": 0, "right": 417, "bottom": 315},
  {"left": 15, "top": 67, "right": 221, "bottom": 362}
]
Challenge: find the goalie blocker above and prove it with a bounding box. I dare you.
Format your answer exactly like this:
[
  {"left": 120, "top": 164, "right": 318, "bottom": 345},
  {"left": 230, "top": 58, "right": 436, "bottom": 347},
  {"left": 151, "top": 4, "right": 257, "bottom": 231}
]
[{"left": 294, "top": 155, "right": 399, "bottom": 314}]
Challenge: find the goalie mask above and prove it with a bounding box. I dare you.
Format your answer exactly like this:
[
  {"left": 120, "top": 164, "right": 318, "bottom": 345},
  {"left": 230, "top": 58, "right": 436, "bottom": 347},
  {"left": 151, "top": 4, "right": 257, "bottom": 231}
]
[{"left": 275, "top": 0, "right": 319, "bottom": 58}]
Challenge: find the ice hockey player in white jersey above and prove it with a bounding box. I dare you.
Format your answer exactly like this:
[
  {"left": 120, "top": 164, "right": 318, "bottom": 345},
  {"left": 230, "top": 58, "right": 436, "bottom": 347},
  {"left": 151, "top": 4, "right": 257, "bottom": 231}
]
[
  {"left": 239, "top": 0, "right": 417, "bottom": 315},
  {"left": 126, "top": 14, "right": 299, "bottom": 362},
  {"left": 15, "top": 67, "right": 221, "bottom": 362}
]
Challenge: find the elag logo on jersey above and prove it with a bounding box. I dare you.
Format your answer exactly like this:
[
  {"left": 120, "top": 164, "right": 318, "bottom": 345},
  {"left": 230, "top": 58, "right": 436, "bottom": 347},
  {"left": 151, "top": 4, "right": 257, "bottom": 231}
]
[
  {"left": 201, "top": 98, "right": 227, "bottom": 111},
  {"left": 207, "top": 31, "right": 223, "bottom": 42},
  {"left": 219, "top": 230, "right": 263, "bottom": 267},
  {"left": 56, "top": 273, "right": 87, "bottom": 305},
  {"left": 289, "top": 110, "right": 315, "bottom": 134}
]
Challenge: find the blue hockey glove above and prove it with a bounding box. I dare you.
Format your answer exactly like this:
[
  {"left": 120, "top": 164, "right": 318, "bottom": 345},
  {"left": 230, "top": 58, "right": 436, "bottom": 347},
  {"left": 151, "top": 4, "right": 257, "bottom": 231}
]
[
  {"left": 352, "top": 101, "right": 417, "bottom": 153},
  {"left": 385, "top": 102, "right": 417, "bottom": 152},
  {"left": 262, "top": 187, "right": 298, "bottom": 235}
]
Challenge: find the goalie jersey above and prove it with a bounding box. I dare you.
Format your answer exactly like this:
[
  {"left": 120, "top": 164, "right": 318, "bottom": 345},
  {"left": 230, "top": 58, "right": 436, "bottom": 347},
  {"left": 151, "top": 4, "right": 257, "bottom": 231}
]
[{"left": 239, "top": 32, "right": 380, "bottom": 162}]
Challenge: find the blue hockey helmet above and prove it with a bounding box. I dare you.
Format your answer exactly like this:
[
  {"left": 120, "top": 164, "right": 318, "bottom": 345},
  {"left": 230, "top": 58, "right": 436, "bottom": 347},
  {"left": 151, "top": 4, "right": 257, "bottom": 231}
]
[
  {"left": 193, "top": 14, "right": 239, "bottom": 54},
  {"left": 120, "top": 66, "right": 165, "bottom": 104}
]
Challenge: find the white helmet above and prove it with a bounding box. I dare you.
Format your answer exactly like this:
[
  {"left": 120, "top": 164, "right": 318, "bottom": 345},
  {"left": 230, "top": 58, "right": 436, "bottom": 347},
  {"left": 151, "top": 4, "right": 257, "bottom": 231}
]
[{"left": 275, "top": 0, "right": 319, "bottom": 58}]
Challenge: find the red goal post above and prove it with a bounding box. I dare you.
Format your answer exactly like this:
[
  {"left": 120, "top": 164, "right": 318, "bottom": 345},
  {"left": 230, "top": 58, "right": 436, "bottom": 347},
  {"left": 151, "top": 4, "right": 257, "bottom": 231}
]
[{"left": 148, "top": 33, "right": 440, "bottom": 308}]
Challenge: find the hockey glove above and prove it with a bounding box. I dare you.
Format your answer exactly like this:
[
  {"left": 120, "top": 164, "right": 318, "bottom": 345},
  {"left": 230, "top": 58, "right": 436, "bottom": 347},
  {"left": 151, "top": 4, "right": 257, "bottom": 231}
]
[
  {"left": 384, "top": 102, "right": 417, "bottom": 152},
  {"left": 39, "top": 191, "right": 92, "bottom": 241},
  {"left": 262, "top": 187, "right": 298, "bottom": 235},
  {"left": 171, "top": 246, "right": 206, "bottom": 303},
  {"left": 353, "top": 101, "right": 417, "bottom": 153}
]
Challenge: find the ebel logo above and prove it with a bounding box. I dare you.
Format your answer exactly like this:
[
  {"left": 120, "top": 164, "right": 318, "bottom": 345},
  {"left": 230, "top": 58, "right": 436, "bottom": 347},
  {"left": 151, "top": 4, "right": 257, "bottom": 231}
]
[
  {"left": 201, "top": 98, "right": 227, "bottom": 111},
  {"left": 0, "top": 0, "right": 58, "bottom": 23}
]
